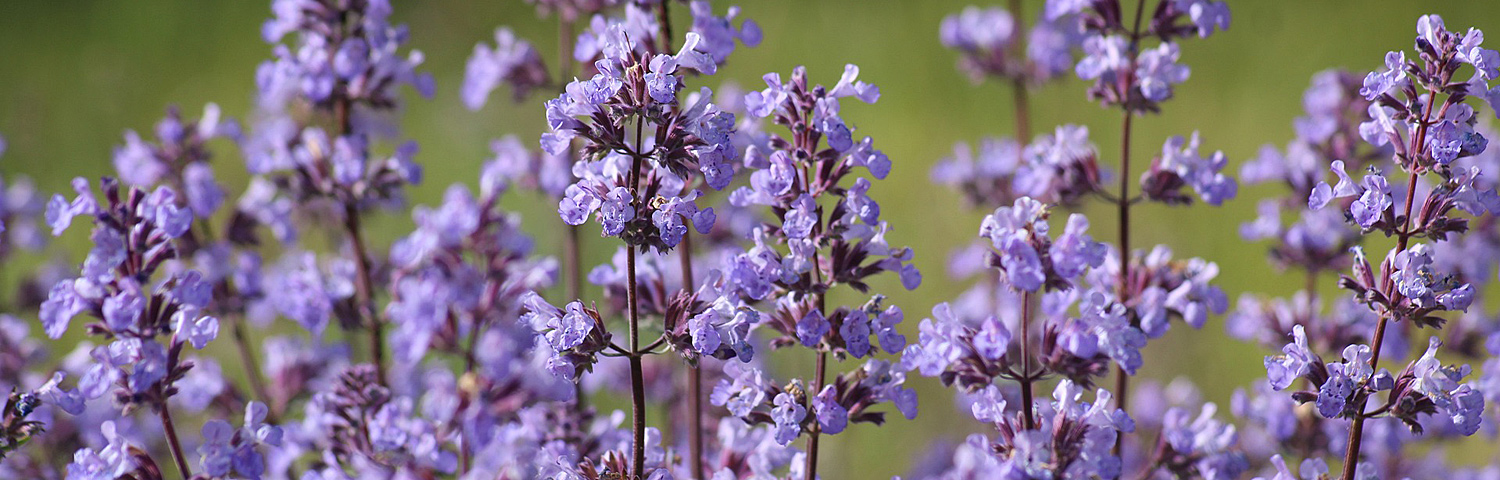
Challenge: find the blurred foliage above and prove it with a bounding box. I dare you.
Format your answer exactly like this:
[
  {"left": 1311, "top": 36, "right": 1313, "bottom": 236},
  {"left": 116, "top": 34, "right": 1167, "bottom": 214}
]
[{"left": 0, "top": 0, "right": 1496, "bottom": 477}]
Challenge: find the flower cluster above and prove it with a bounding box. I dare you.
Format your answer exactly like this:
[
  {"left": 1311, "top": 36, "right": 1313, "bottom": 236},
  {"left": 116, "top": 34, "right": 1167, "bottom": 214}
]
[
  {"left": 932, "top": 125, "right": 1106, "bottom": 209},
  {"left": 712, "top": 359, "right": 917, "bottom": 447},
  {"left": 940, "top": 4, "right": 1080, "bottom": 84},
  {"left": 1052, "top": 0, "right": 1229, "bottom": 111},
  {"left": 12, "top": 2, "right": 1500, "bottom": 480},
  {"left": 546, "top": 29, "right": 731, "bottom": 247},
  {"left": 933, "top": 380, "right": 1135, "bottom": 479},
  {"left": 1237, "top": 15, "right": 1500, "bottom": 478},
  {"left": 40, "top": 179, "right": 220, "bottom": 408}
]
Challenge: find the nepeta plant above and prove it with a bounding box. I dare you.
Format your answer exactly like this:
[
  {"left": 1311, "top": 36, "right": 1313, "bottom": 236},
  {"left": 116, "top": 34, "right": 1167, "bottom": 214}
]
[
  {"left": 1243, "top": 14, "right": 1500, "bottom": 480},
  {"left": 915, "top": 0, "right": 1239, "bottom": 478},
  {"left": 4, "top": 2, "right": 1500, "bottom": 480}
]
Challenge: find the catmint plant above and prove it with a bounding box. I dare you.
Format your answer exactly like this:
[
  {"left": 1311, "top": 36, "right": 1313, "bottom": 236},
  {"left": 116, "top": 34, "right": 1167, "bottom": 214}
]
[
  {"left": 1248, "top": 14, "right": 1500, "bottom": 480},
  {"left": 39, "top": 177, "right": 229, "bottom": 478},
  {"left": 922, "top": 2, "right": 1237, "bottom": 477},
  {"left": 516, "top": 5, "right": 756, "bottom": 473},
  {"left": 701, "top": 61, "right": 921, "bottom": 480},
  {"left": 247, "top": 0, "right": 434, "bottom": 386},
  {"left": 1034, "top": 1, "right": 1235, "bottom": 450}
]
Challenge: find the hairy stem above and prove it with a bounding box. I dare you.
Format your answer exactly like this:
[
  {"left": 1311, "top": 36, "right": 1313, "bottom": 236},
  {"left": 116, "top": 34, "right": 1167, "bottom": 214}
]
[
  {"left": 1019, "top": 291, "right": 1036, "bottom": 429},
  {"left": 1340, "top": 87, "right": 1436, "bottom": 480},
  {"left": 230, "top": 317, "right": 275, "bottom": 421},
  {"left": 1009, "top": 0, "right": 1030, "bottom": 142},
  {"left": 333, "top": 96, "right": 386, "bottom": 386},
  {"left": 804, "top": 349, "right": 828, "bottom": 479},
  {"left": 1112, "top": 0, "right": 1148, "bottom": 456},
  {"left": 158, "top": 399, "right": 192, "bottom": 478}
]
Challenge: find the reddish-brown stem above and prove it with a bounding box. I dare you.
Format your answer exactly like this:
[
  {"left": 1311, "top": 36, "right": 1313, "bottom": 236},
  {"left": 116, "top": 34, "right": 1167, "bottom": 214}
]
[
  {"left": 158, "top": 400, "right": 192, "bottom": 479},
  {"left": 1112, "top": 0, "right": 1147, "bottom": 456},
  {"left": 230, "top": 317, "right": 275, "bottom": 422},
  {"left": 1009, "top": 0, "right": 1031, "bottom": 142},
  {"left": 1019, "top": 291, "right": 1036, "bottom": 429},
  {"left": 1112, "top": 107, "right": 1135, "bottom": 456},
  {"left": 656, "top": 0, "right": 673, "bottom": 53},
  {"left": 333, "top": 96, "right": 385, "bottom": 386},
  {"left": 800, "top": 153, "right": 830, "bottom": 479},
  {"left": 559, "top": 18, "right": 584, "bottom": 305},
  {"left": 1340, "top": 88, "right": 1436, "bottom": 479},
  {"left": 626, "top": 117, "right": 648, "bottom": 479},
  {"left": 627, "top": 251, "right": 647, "bottom": 478},
  {"left": 682, "top": 232, "right": 705, "bottom": 480},
  {"left": 804, "top": 349, "right": 828, "bottom": 479}
]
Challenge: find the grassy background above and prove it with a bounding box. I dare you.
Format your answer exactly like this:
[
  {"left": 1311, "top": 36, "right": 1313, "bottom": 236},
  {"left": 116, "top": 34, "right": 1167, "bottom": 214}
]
[{"left": 1, "top": 1, "right": 1497, "bottom": 477}]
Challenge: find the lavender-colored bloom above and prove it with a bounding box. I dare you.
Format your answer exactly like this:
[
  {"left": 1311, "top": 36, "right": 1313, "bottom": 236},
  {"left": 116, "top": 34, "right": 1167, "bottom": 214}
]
[
  {"left": 811, "top": 386, "right": 848, "bottom": 435},
  {"left": 1264, "top": 325, "right": 1316, "bottom": 391},
  {"left": 1136, "top": 43, "right": 1191, "bottom": 102},
  {"left": 783, "top": 194, "right": 817, "bottom": 239},
  {"left": 796, "top": 310, "right": 830, "bottom": 348},
  {"left": 1050, "top": 214, "right": 1107, "bottom": 278},
  {"left": 770, "top": 392, "right": 805, "bottom": 445},
  {"left": 1151, "top": 132, "right": 1237, "bottom": 205},
  {"left": 462, "top": 28, "right": 549, "bottom": 109},
  {"left": 688, "top": 1, "right": 761, "bottom": 64},
  {"left": 1360, "top": 51, "right": 1408, "bottom": 100}
]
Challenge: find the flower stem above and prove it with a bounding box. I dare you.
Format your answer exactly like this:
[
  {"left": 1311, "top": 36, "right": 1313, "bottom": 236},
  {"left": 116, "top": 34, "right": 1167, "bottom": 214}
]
[
  {"left": 1009, "top": 0, "right": 1030, "bottom": 142},
  {"left": 560, "top": 18, "right": 584, "bottom": 306},
  {"left": 1112, "top": 0, "right": 1147, "bottom": 456},
  {"left": 230, "top": 317, "right": 275, "bottom": 421},
  {"left": 158, "top": 400, "right": 192, "bottom": 479},
  {"left": 1020, "top": 291, "right": 1036, "bottom": 429},
  {"left": 334, "top": 96, "right": 386, "bottom": 386},
  {"left": 1340, "top": 84, "right": 1436, "bottom": 480},
  {"left": 626, "top": 116, "right": 649, "bottom": 479},
  {"left": 804, "top": 348, "right": 828, "bottom": 480},
  {"left": 1340, "top": 173, "right": 1425, "bottom": 480},
  {"left": 682, "top": 231, "right": 705, "bottom": 479},
  {"left": 1112, "top": 107, "right": 1134, "bottom": 457}
]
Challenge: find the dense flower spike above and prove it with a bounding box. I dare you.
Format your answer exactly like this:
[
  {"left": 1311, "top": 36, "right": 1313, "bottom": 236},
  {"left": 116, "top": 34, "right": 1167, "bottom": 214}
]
[
  {"left": 1230, "top": 14, "right": 1500, "bottom": 479},
  {"left": 462, "top": 28, "right": 550, "bottom": 110},
  {"left": 13, "top": 2, "right": 1500, "bottom": 480},
  {"left": 1052, "top": 0, "right": 1228, "bottom": 111}
]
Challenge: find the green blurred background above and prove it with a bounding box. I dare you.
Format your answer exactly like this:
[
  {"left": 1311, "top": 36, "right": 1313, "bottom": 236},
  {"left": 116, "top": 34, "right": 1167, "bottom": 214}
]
[{"left": 1, "top": 1, "right": 1497, "bottom": 477}]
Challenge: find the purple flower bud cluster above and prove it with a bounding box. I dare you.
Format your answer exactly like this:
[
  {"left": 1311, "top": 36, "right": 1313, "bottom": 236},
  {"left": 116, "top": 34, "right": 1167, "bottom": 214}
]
[
  {"left": 40, "top": 179, "right": 220, "bottom": 409},
  {"left": 933, "top": 125, "right": 1107, "bottom": 209},
  {"left": 258, "top": 0, "right": 434, "bottom": 111},
  {"left": 14, "top": 1, "right": 1500, "bottom": 479},
  {"left": 931, "top": 380, "right": 1135, "bottom": 479},
  {"left": 1228, "top": 15, "right": 1500, "bottom": 478},
  {"left": 940, "top": 5, "right": 1081, "bottom": 84},
  {"left": 711, "top": 359, "right": 916, "bottom": 446},
  {"left": 1053, "top": 0, "right": 1228, "bottom": 111},
  {"left": 545, "top": 29, "right": 733, "bottom": 247}
]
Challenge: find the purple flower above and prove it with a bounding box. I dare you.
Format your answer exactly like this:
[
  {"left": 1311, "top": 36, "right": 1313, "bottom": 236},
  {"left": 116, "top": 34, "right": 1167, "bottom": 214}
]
[
  {"left": 461, "top": 28, "right": 549, "bottom": 109},
  {"left": 783, "top": 194, "right": 817, "bottom": 239},
  {"left": 599, "top": 186, "right": 635, "bottom": 236},
  {"left": 1360, "top": 51, "right": 1408, "bottom": 100},
  {"left": 688, "top": 1, "right": 761, "bottom": 64},
  {"left": 811, "top": 386, "right": 848, "bottom": 435},
  {"left": 770, "top": 392, "right": 806, "bottom": 445},
  {"left": 1136, "top": 43, "right": 1191, "bottom": 102},
  {"left": 797, "top": 310, "right": 830, "bottom": 348},
  {"left": 1050, "top": 214, "right": 1107, "bottom": 278},
  {"left": 1264, "top": 325, "right": 1317, "bottom": 391},
  {"left": 174, "top": 309, "right": 219, "bottom": 350}
]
